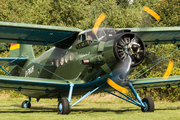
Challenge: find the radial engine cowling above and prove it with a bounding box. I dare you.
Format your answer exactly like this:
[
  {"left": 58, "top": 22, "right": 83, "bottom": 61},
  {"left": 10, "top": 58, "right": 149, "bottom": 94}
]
[{"left": 113, "top": 30, "right": 145, "bottom": 67}]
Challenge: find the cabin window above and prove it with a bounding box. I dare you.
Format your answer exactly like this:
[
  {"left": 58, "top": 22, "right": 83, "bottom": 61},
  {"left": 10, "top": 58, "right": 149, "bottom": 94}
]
[
  {"left": 60, "top": 58, "right": 64, "bottom": 65},
  {"left": 87, "top": 31, "right": 97, "bottom": 40}
]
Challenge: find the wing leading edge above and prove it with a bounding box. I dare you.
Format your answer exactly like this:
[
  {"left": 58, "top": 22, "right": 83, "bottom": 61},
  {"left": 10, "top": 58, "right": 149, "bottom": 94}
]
[{"left": 0, "top": 21, "right": 82, "bottom": 48}]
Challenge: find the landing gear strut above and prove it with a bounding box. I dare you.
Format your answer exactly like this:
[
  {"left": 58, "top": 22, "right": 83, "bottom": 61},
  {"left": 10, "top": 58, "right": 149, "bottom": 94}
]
[
  {"left": 102, "top": 83, "right": 155, "bottom": 113},
  {"left": 57, "top": 84, "right": 103, "bottom": 115}
]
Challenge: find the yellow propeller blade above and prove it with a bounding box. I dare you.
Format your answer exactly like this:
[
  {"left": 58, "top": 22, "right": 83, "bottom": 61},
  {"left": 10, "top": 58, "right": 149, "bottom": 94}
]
[
  {"left": 107, "top": 78, "right": 128, "bottom": 94},
  {"left": 92, "top": 13, "right": 106, "bottom": 34},
  {"left": 143, "top": 6, "right": 161, "bottom": 22},
  {"left": 163, "top": 60, "right": 174, "bottom": 80}
]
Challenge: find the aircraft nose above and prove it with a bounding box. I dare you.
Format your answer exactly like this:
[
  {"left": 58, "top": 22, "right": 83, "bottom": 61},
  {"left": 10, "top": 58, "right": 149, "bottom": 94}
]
[{"left": 113, "top": 30, "right": 146, "bottom": 67}]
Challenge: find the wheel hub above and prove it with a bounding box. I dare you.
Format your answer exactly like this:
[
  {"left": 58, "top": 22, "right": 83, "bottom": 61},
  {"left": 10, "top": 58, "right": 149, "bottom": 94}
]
[
  {"left": 142, "top": 101, "right": 148, "bottom": 112},
  {"left": 59, "top": 103, "right": 63, "bottom": 112},
  {"left": 24, "top": 104, "right": 27, "bottom": 108}
]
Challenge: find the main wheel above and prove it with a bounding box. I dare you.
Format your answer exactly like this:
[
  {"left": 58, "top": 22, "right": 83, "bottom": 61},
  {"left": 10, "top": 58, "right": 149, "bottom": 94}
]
[
  {"left": 21, "top": 100, "right": 31, "bottom": 108},
  {"left": 57, "top": 98, "right": 70, "bottom": 114},
  {"left": 141, "top": 97, "right": 154, "bottom": 112}
]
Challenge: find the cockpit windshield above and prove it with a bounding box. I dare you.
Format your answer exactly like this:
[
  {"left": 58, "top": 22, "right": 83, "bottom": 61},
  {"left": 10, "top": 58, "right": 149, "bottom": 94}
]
[
  {"left": 104, "top": 29, "right": 116, "bottom": 36},
  {"left": 87, "top": 31, "right": 97, "bottom": 40},
  {"left": 78, "top": 29, "right": 117, "bottom": 44},
  {"left": 96, "top": 29, "right": 105, "bottom": 39},
  {"left": 87, "top": 29, "right": 106, "bottom": 40}
]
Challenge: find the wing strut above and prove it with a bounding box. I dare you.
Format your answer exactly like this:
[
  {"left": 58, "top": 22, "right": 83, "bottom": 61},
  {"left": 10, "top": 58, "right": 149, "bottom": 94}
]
[
  {"left": 100, "top": 83, "right": 155, "bottom": 111},
  {"left": 68, "top": 83, "right": 74, "bottom": 103},
  {"left": 100, "top": 85, "right": 144, "bottom": 107},
  {"left": 0, "top": 66, "right": 11, "bottom": 76},
  {"left": 70, "top": 84, "right": 103, "bottom": 108}
]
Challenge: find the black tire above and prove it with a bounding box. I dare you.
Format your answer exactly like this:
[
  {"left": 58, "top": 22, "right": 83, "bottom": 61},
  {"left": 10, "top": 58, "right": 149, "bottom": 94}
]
[
  {"left": 141, "top": 97, "right": 154, "bottom": 112},
  {"left": 57, "top": 98, "right": 70, "bottom": 114},
  {"left": 21, "top": 100, "right": 31, "bottom": 108}
]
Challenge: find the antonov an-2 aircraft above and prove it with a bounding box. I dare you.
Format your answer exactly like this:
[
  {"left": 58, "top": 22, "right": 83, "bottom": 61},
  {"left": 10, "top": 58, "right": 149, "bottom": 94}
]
[{"left": 0, "top": 21, "right": 179, "bottom": 114}]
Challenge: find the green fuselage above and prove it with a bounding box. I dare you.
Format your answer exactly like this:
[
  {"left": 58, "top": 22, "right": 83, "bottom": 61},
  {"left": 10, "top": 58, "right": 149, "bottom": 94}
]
[{"left": 21, "top": 31, "right": 116, "bottom": 84}]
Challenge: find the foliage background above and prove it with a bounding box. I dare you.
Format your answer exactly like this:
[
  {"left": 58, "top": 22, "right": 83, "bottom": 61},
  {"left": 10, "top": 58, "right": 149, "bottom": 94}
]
[{"left": 0, "top": 0, "right": 179, "bottom": 101}]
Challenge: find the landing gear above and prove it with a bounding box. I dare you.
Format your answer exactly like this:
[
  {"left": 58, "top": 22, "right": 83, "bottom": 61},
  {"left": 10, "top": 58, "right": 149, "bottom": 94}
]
[
  {"left": 22, "top": 100, "right": 31, "bottom": 108},
  {"left": 22, "top": 97, "right": 31, "bottom": 108},
  {"left": 102, "top": 83, "right": 155, "bottom": 113},
  {"left": 141, "top": 97, "right": 154, "bottom": 112},
  {"left": 58, "top": 98, "right": 70, "bottom": 114},
  {"left": 57, "top": 84, "right": 102, "bottom": 115}
]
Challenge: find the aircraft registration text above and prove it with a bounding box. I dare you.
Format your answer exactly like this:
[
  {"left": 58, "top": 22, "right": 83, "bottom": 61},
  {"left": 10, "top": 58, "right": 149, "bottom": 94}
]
[{"left": 25, "top": 65, "right": 34, "bottom": 77}]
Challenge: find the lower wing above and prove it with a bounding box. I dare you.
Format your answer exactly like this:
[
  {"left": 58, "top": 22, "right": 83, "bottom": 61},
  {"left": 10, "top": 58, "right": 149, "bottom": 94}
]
[
  {"left": 0, "top": 75, "right": 106, "bottom": 98},
  {"left": 133, "top": 76, "right": 180, "bottom": 89}
]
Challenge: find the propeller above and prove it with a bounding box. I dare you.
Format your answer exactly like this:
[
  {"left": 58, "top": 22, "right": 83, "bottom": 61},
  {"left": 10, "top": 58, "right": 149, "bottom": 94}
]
[
  {"left": 91, "top": 13, "right": 146, "bottom": 94},
  {"left": 106, "top": 6, "right": 162, "bottom": 93},
  {"left": 91, "top": 6, "right": 162, "bottom": 94}
]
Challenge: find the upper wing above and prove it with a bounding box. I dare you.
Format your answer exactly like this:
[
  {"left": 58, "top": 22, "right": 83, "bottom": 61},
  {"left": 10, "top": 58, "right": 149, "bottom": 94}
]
[
  {"left": 132, "top": 76, "right": 180, "bottom": 89},
  {"left": 0, "top": 21, "right": 82, "bottom": 48},
  {"left": 119, "top": 27, "right": 180, "bottom": 44}
]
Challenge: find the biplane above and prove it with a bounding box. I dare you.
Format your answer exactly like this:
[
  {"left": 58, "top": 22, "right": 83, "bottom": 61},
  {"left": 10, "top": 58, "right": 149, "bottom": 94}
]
[{"left": 0, "top": 21, "right": 179, "bottom": 114}]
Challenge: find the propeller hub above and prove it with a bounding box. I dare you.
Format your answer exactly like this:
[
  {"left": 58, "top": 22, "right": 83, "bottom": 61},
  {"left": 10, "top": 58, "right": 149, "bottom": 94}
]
[
  {"left": 129, "top": 42, "right": 140, "bottom": 54},
  {"left": 132, "top": 44, "right": 139, "bottom": 52}
]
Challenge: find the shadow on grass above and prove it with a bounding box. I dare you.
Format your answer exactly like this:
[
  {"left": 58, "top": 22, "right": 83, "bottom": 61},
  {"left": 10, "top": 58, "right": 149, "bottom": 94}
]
[
  {"left": 0, "top": 105, "right": 180, "bottom": 114},
  {"left": 155, "top": 106, "right": 180, "bottom": 110},
  {"left": 70, "top": 108, "right": 139, "bottom": 114},
  {"left": 0, "top": 108, "right": 139, "bottom": 114}
]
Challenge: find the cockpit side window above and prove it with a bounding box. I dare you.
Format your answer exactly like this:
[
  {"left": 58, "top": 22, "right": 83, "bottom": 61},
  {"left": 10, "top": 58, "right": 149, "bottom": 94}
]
[
  {"left": 78, "top": 35, "right": 81, "bottom": 40},
  {"left": 77, "top": 34, "right": 86, "bottom": 44},
  {"left": 77, "top": 35, "right": 82, "bottom": 44},
  {"left": 87, "top": 31, "right": 97, "bottom": 40},
  {"left": 82, "top": 34, "right": 86, "bottom": 41}
]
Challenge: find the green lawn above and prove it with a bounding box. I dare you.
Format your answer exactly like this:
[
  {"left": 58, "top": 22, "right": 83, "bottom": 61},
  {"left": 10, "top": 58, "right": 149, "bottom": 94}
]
[{"left": 0, "top": 98, "right": 180, "bottom": 120}]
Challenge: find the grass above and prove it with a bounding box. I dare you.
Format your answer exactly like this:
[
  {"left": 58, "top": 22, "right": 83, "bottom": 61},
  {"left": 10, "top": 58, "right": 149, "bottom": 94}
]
[{"left": 0, "top": 97, "right": 180, "bottom": 120}]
